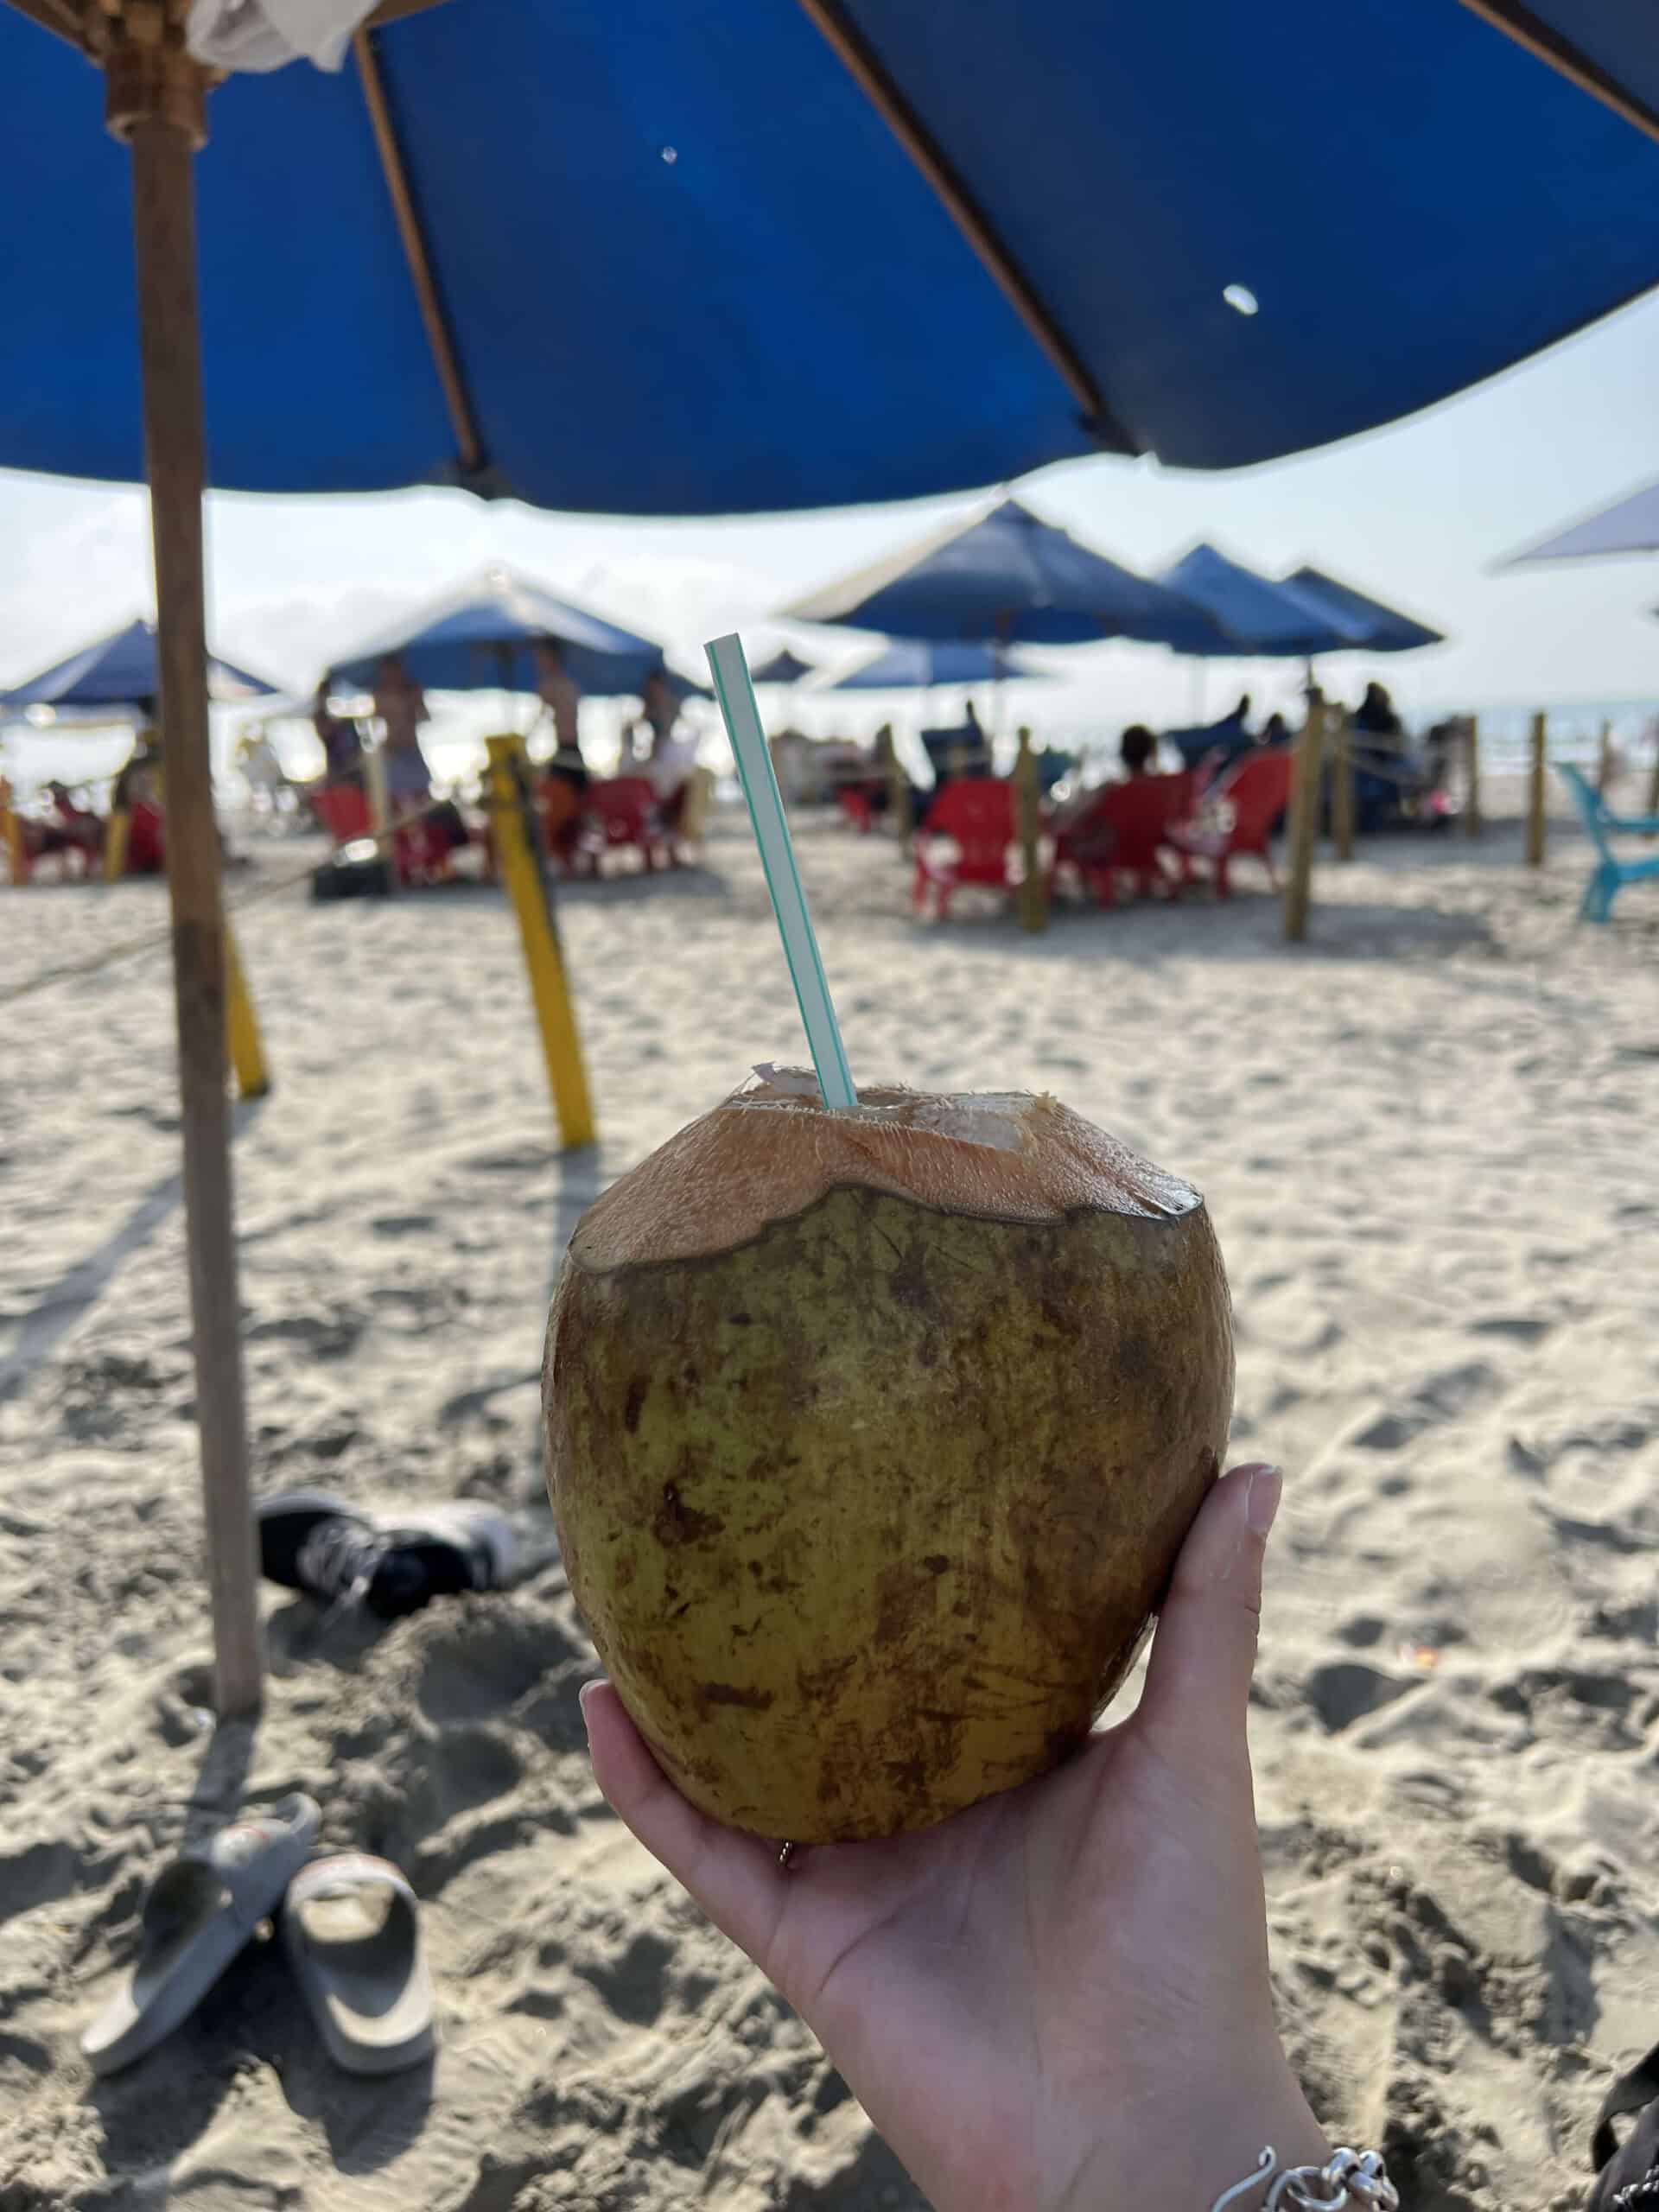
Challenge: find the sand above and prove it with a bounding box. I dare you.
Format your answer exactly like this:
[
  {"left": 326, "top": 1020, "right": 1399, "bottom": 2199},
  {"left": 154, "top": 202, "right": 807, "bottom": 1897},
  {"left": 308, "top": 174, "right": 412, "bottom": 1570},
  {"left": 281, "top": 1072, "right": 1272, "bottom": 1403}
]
[{"left": 3, "top": 784, "right": 1658, "bottom": 2210}]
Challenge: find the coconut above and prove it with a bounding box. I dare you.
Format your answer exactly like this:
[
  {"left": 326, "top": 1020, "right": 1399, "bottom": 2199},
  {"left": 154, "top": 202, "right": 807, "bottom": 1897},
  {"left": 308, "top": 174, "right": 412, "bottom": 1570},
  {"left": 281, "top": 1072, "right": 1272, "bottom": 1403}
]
[{"left": 543, "top": 1068, "right": 1233, "bottom": 1842}]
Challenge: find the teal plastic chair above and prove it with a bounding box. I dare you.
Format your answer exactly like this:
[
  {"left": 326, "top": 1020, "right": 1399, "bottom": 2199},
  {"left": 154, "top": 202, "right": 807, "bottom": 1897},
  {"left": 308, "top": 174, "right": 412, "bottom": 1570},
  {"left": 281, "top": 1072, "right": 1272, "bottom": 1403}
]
[{"left": 1557, "top": 764, "right": 1659, "bottom": 922}]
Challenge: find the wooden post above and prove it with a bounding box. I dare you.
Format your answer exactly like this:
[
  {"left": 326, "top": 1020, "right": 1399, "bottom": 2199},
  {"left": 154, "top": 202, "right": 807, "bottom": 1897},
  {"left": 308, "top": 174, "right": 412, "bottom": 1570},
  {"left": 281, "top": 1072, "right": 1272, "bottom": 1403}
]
[
  {"left": 104, "top": 805, "right": 130, "bottom": 882},
  {"left": 1283, "top": 692, "right": 1326, "bottom": 944},
  {"left": 486, "top": 736, "right": 596, "bottom": 1148},
  {"left": 365, "top": 737, "right": 391, "bottom": 852},
  {"left": 1014, "top": 727, "right": 1047, "bottom": 933},
  {"left": 875, "top": 722, "right": 912, "bottom": 843},
  {"left": 1526, "top": 710, "right": 1548, "bottom": 868},
  {"left": 0, "top": 778, "right": 29, "bottom": 887},
  {"left": 114, "top": 45, "right": 262, "bottom": 1718},
  {"left": 1463, "top": 715, "right": 1481, "bottom": 837},
  {"left": 1649, "top": 733, "right": 1659, "bottom": 819},
  {"left": 1331, "top": 713, "right": 1356, "bottom": 861},
  {"left": 1597, "top": 719, "right": 1615, "bottom": 798},
  {"left": 224, "top": 922, "right": 270, "bottom": 1101}
]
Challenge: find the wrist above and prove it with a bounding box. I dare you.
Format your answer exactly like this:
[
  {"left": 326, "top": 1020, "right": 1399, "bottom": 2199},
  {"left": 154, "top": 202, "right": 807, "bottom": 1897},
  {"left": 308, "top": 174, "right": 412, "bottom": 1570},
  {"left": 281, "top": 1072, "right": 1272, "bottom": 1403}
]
[{"left": 1060, "top": 2066, "right": 1330, "bottom": 2212}]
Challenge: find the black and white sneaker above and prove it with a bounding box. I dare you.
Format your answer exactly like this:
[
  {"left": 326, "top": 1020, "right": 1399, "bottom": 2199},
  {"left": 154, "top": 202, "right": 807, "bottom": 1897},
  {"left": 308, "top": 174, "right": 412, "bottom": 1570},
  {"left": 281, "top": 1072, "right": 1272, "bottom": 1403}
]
[{"left": 256, "top": 1490, "right": 517, "bottom": 1622}]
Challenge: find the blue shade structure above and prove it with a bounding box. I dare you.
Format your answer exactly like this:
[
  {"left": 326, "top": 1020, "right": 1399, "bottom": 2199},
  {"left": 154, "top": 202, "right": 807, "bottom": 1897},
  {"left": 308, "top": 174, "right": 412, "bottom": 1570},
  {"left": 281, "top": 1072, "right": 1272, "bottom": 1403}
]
[
  {"left": 0, "top": 618, "right": 279, "bottom": 714},
  {"left": 1156, "top": 545, "right": 1370, "bottom": 658},
  {"left": 829, "top": 639, "right": 1039, "bottom": 689},
  {"left": 750, "top": 649, "right": 817, "bottom": 686},
  {"left": 785, "top": 500, "right": 1226, "bottom": 650},
  {"left": 326, "top": 569, "right": 666, "bottom": 696},
  {"left": 1281, "top": 567, "right": 1445, "bottom": 653},
  {"left": 6, "top": 0, "right": 1659, "bottom": 512},
  {"left": 1501, "top": 477, "right": 1659, "bottom": 564}
]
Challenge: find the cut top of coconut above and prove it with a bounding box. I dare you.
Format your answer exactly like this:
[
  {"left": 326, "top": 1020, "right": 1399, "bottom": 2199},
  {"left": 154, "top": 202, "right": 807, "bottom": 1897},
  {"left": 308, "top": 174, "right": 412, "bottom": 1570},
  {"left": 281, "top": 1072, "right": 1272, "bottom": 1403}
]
[{"left": 568, "top": 1069, "right": 1202, "bottom": 1270}]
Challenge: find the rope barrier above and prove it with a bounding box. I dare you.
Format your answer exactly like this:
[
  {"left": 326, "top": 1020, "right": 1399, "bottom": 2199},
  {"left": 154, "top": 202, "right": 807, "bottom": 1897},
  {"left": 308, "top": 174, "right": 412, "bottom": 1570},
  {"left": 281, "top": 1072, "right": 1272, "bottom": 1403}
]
[{"left": 0, "top": 788, "right": 462, "bottom": 1011}]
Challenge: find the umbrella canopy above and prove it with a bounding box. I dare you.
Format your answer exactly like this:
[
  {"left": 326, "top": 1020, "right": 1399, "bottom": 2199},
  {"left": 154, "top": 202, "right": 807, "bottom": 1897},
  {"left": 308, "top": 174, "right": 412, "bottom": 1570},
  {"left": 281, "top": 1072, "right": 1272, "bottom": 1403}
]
[
  {"left": 0, "top": 617, "right": 278, "bottom": 713},
  {"left": 1281, "top": 566, "right": 1446, "bottom": 653},
  {"left": 1156, "top": 544, "right": 1368, "bottom": 658},
  {"left": 749, "top": 648, "right": 817, "bottom": 686},
  {"left": 6, "top": 0, "right": 1659, "bottom": 512},
  {"left": 327, "top": 569, "right": 666, "bottom": 696},
  {"left": 785, "top": 499, "right": 1225, "bottom": 650},
  {"left": 828, "top": 639, "right": 1039, "bottom": 690},
  {"left": 1500, "top": 477, "right": 1659, "bottom": 563}
]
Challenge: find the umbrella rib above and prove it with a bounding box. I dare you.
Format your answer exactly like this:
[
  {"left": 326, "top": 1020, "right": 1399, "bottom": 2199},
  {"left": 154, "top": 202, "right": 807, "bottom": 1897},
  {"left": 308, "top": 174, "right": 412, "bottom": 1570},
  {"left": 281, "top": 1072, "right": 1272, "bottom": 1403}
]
[
  {"left": 1455, "top": 0, "right": 1659, "bottom": 147},
  {"left": 792, "top": 0, "right": 1138, "bottom": 455},
  {"left": 353, "top": 26, "right": 487, "bottom": 481},
  {"left": 1, "top": 0, "right": 83, "bottom": 48}
]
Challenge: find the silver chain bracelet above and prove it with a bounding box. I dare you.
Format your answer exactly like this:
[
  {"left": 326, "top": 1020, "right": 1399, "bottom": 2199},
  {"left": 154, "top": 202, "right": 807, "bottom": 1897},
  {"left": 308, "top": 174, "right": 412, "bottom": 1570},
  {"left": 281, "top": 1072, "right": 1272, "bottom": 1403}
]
[{"left": 1210, "top": 2145, "right": 1400, "bottom": 2212}]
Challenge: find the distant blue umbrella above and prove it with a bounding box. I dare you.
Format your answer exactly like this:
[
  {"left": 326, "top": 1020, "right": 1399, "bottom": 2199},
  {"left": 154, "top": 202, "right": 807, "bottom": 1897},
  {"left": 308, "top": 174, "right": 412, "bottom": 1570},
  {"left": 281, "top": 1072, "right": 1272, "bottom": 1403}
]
[
  {"left": 1281, "top": 567, "right": 1445, "bottom": 653},
  {"left": 785, "top": 499, "right": 1226, "bottom": 650},
  {"left": 750, "top": 648, "right": 817, "bottom": 687},
  {"left": 1156, "top": 545, "right": 1368, "bottom": 658},
  {"left": 1500, "top": 477, "right": 1659, "bottom": 564},
  {"left": 0, "top": 618, "right": 278, "bottom": 715},
  {"left": 829, "top": 639, "right": 1039, "bottom": 689},
  {"left": 327, "top": 569, "right": 666, "bottom": 696}
]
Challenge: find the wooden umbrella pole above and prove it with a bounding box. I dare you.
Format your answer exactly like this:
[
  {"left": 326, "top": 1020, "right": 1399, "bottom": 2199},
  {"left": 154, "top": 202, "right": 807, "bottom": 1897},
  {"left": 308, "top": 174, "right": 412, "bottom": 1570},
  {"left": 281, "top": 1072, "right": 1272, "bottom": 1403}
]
[
  {"left": 105, "top": 29, "right": 262, "bottom": 1717},
  {"left": 1525, "top": 710, "right": 1548, "bottom": 868},
  {"left": 1283, "top": 692, "right": 1326, "bottom": 944}
]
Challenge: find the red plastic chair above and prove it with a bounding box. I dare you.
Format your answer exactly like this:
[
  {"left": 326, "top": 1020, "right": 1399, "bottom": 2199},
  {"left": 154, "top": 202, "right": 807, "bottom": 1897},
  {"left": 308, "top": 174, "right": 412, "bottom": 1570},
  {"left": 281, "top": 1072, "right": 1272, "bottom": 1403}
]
[
  {"left": 1052, "top": 772, "right": 1194, "bottom": 907},
  {"left": 1166, "top": 747, "right": 1294, "bottom": 896},
  {"left": 310, "top": 782, "right": 452, "bottom": 886},
  {"left": 574, "top": 777, "right": 668, "bottom": 874},
  {"left": 912, "top": 778, "right": 1020, "bottom": 919},
  {"left": 836, "top": 785, "right": 878, "bottom": 835}
]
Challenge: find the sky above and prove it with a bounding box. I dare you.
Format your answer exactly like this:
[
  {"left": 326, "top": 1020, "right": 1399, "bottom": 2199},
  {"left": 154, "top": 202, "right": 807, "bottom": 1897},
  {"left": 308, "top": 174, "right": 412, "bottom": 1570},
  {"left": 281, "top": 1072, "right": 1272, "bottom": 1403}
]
[{"left": 2, "top": 279, "right": 1656, "bottom": 781}]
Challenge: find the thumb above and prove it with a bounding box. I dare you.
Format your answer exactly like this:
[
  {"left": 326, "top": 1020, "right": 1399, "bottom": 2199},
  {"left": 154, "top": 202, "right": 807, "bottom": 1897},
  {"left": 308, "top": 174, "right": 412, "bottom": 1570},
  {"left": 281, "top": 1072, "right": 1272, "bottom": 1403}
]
[{"left": 1135, "top": 1460, "right": 1281, "bottom": 1774}]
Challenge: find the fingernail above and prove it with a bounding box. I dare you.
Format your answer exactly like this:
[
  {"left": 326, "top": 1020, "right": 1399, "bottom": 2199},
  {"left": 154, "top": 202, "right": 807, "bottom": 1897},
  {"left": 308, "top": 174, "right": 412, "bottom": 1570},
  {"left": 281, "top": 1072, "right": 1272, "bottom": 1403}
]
[
  {"left": 1244, "top": 1464, "right": 1283, "bottom": 1536},
  {"left": 579, "top": 1679, "right": 602, "bottom": 1737}
]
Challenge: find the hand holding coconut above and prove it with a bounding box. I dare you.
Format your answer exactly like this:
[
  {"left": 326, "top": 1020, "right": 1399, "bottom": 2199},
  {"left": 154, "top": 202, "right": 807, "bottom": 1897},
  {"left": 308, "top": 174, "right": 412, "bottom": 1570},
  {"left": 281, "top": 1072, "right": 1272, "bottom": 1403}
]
[
  {"left": 556, "top": 644, "right": 1325, "bottom": 2208},
  {"left": 582, "top": 1462, "right": 1328, "bottom": 2212}
]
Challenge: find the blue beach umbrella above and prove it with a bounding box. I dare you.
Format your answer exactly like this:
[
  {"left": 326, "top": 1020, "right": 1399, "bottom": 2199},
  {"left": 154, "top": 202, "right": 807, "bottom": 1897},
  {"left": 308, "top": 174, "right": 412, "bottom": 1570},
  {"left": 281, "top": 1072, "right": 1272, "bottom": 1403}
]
[
  {"left": 0, "top": 616, "right": 278, "bottom": 715},
  {"left": 785, "top": 499, "right": 1226, "bottom": 650},
  {"left": 1156, "top": 545, "right": 1369, "bottom": 659},
  {"left": 6, "top": 3, "right": 1659, "bottom": 505},
  {"left": 1281, "top": 567, "right": 1445, "bottom": 654},
  {"left": 327, "top": 569, "right": 666, "bottom": 696},
  {"left": 749, "top": 649, "right": 817, "bottom": 687},
  {"left": 828, "top": 640, "right": 1039, "bottom": 690},
  {"left": 1500, "top": 477, "right": 1659, "bottom": 564}
]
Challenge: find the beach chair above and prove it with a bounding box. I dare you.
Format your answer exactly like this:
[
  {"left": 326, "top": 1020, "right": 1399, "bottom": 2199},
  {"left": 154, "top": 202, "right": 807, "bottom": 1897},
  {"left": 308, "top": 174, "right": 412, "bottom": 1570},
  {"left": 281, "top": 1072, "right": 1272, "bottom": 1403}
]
[
  {"left": 1051, "top": 772, "right": 1194, "bottom": 908},
  {"left": 311, "top": 782, "right": 451, "bottom": 887},
  {"left": 1166, "top": 748, "right": 1294, "bottom": 897},
  {"left": 574, "top": 777, "right": 669, "bottom": 874},
  {"left": 836, "top": 785, "right": 877, "bottom": 835},
  {"left": 1558, "top": 764, "right": 1659, "bottom": 922},
  {"left": 912, "top": 777, "right": 1019, "bottom": 919}
]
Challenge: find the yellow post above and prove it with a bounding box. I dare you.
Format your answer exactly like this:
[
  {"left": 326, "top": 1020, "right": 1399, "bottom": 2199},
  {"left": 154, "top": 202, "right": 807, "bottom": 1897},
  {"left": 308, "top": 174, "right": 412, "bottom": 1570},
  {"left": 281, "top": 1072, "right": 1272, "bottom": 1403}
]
[
  {"left": 486, "top": 735, "right": 596, "bottom": 1148},
  {"left": 104, "top": 806, "right": 131, "bottom": 882},
  {"left": 1597, "top": 719, "right": 1615, "bottom": 798},
  {"left": 1014, "top": 728, "right": 1047, "bottom": 934},
  {"left": 0, "top": 778, "right": 29, "bottom": 887},
  {"left": 223, "top": 920, "right": 270, "bottom": 1100},
  {"left": 1283, "top": 692, "right": 1327, "bottom": 944},
  {"left": 875, "top": 723, "right": 912, "bottom": 844},
  {"left": 1526, "top": 711, "right": 1548, "bottom": 868},
  {"left": 1332, "top": 714, "right": 1356, "bottom": 861},
  {"left": 1463, "top": 715, "right": 1481, "bottom": 838}
]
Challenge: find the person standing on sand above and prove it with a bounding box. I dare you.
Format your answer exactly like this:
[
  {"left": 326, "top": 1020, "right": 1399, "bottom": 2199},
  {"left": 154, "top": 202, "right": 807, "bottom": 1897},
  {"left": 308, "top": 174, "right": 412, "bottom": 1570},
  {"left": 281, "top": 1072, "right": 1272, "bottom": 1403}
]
[{"left": 534, "top": 640, "right": 588, "bottom": 793}]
